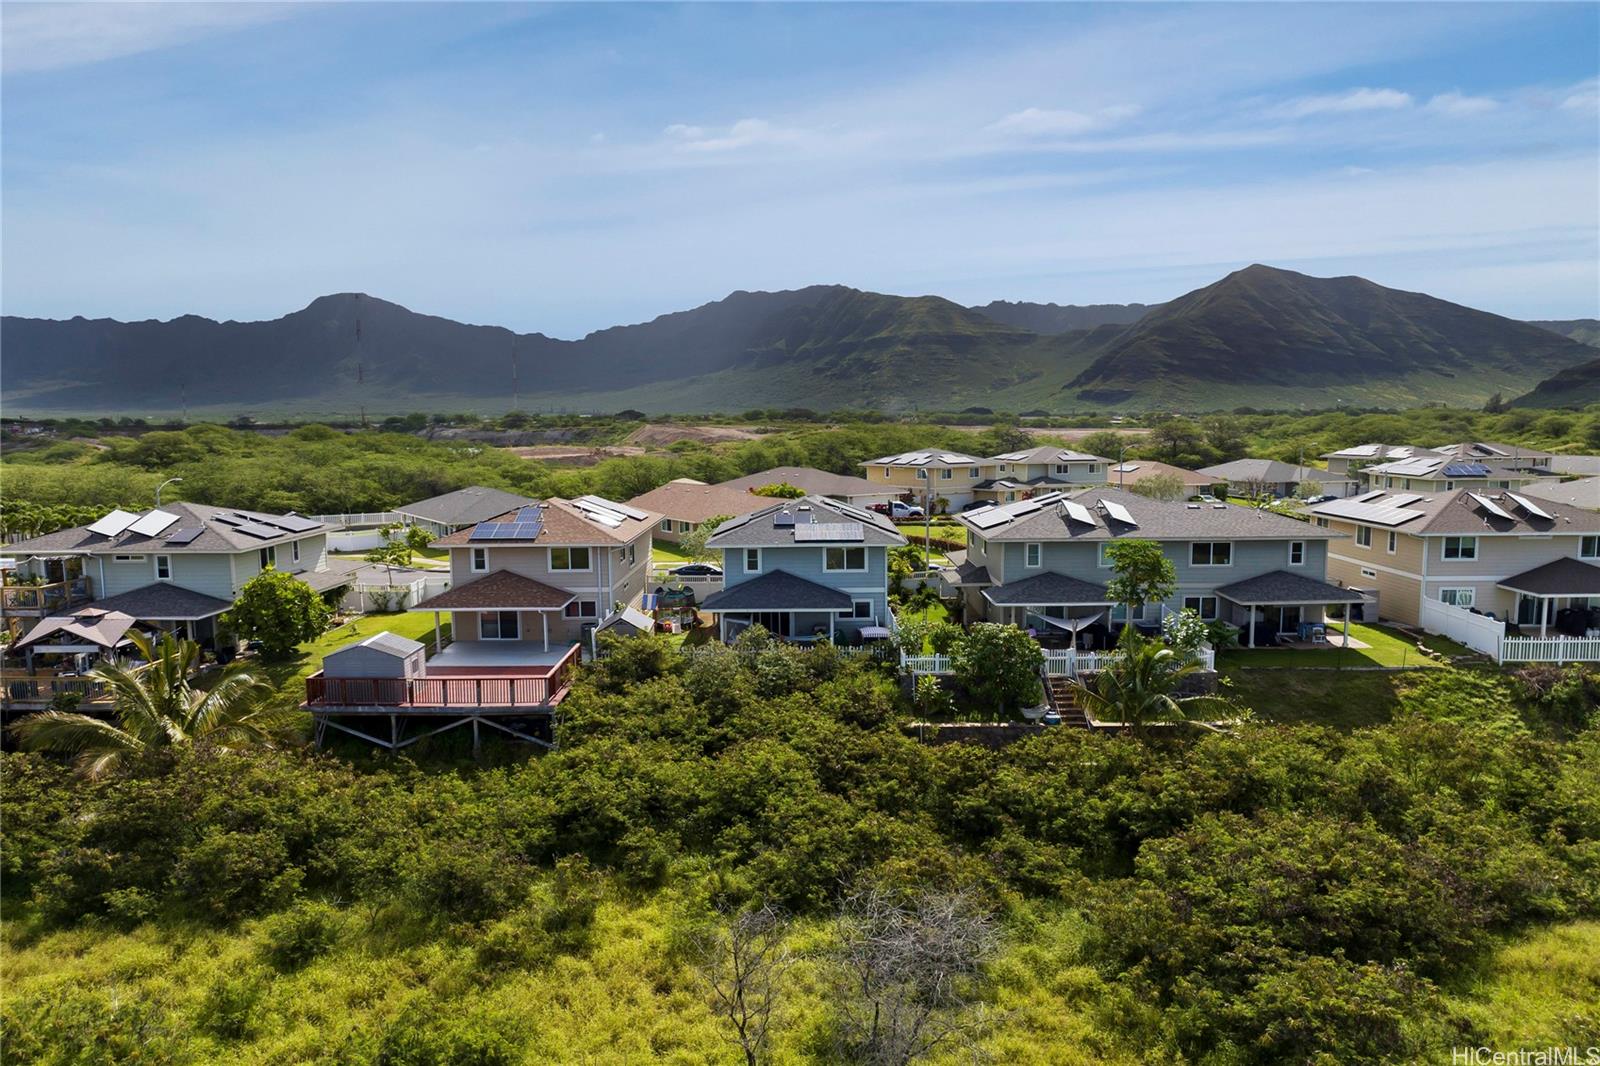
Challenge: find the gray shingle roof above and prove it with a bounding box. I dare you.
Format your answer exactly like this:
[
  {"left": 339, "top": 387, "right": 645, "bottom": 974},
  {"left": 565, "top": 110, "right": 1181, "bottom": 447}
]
[
  {"left": 983, "top": 572, "right": 1111, "bottom": 606},
  {"left": 1310, "top": 488, "right": 1600, "bottom": 535},
  {"left": 395, "top": 486, "right": 537, "bottom": 527},
  {"left": 960, "top": 487, "right": 1336, "bottom": 542},
  {"left": 6, "top": 503, "right": 330, "bottom": 557},
  {"left": 92, "top": 583, "right": 234, "bottom": 621},
  {"left": 1213, "top": 570, "right": 1365, "bottom": 605},
  {"left": 864, "top": 449, "right": 987, "bottom": 467},
  {"left": 717, "top": 466, "right": 886, "bottom": 498},
  {"left": 1197, "top": 459, "right": 1353, "bottom": 485},
  {"left": 412, "top": 570, "right": 574, "bottom": 611},
  {"left": 989, "top": 445, "right": 1108, "bottom": 464},
  {"left": 1520, "top": 477, "right": 1600, "bottom": 511},
  {"left": 1497, "top": 558, "right": 1600, "bottom": 597},
  {"left": 700, "top": 570, "right": 854, "bottom": 612},
  {"left": 705, "top": 496, "right": 906, "bottom": 548}
]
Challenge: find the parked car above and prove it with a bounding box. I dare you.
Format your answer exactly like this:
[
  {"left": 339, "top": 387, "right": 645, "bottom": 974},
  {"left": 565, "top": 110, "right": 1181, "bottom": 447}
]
[
  {"left": 870, "top": 500, "right": 926, "bottom": 519},
  {"left": 1195, "top": 494, "right": 1221, "bottom": 504},
  {"left": 959, "top": 500, "right": 992, "bottom": 512},
  {"left": 670, "top": 563, "right": 723, "bottom": 577},
  {"left": 1301, "top": 494, "right": 1337, "bottom": 505}
]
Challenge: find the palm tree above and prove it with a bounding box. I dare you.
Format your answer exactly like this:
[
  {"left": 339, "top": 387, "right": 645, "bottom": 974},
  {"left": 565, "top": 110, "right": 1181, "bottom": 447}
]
[
  {"left": 11, "top": 632, "right": 299, "bottom": 778},
  {"left": 1065, "top": 631, "right": 1219, "bottom": 738}
]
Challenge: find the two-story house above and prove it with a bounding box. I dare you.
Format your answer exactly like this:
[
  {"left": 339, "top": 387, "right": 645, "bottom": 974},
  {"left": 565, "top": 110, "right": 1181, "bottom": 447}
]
[
  {"left": 700, "top": 496, "right": 907, "bottom": 642},
  {"left": 1196, "top": 458, "right": 1357, "bottom": 499},
  {"left": 945, "top": 488, "right": 1358, "bottom": 647},
  {"left": 395, "top": 486, "right": 538, "bottom": 537},
  {"left": 860, "top": 449, "right": 992, "bottom": 510},
  {"left": 1309, "top": 488, "right": 1600, "bottom": 632},
  {"left": 1321, "top": 443, "right": 1421, "bottom": 477},
  {"left": 3, "top": 503, "right": 336, "bottom": 647},
  {"left": 976, "top": 447, "right": 1111, "bottom": 505},
  {"left": 1355, "top": 454, "right": 1548, "bottom": 495},
  {"left": 410, "top": 495, "right": 657, "bottom": 658}
]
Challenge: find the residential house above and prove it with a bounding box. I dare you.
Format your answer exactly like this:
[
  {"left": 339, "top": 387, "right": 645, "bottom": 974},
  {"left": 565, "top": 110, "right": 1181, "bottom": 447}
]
[
  {"left": 3, "top": 503, "right": 337, "bottom": 647},
  {"left": 700, "top": 496, "right": 907, "bottom": 642},
  {"left": 1431, "top": 442, "right": 1556, "bottom": 470},
  {"left": 1548, "top": 455, "right": 1600, "bottom": 478},
  {"left": 1197, "top": 458, "right": 1356, "bottom": 499},
  {"left": 1521, "top": 477, "right": 1600, "bottom": 512},
  {"left": 1356, "top": 454, "right": 1548, "bottom": 494},
  {"left": 717, "top": 466, "right": 898, "bottom": 508},
  {"left": 1320, "top": 443, "right": 1422, "bottom": 477},
  {"left": 412, "top": 495, "right": 658, "bottom": 656},
  {"left": 1309, "top": 488, "right": 1600, "bottom": 632},
  {"left": 1102, "top": 459, "right": 1216, "bottom": 497},
  {"left": 395, "top": 486, "right": 537, "bottom": 537},
  {"left": 976, "top": 447, "right": 1110, "bottom": 505},
  {"left": 860, "top": 449, "right": 992, "bottom": 511},
  {"left": 625, "top": 479, "right": 765, "bottom": 544},
  {"left": 945, "top": 488, "right": 1356, "bottom": 648}
]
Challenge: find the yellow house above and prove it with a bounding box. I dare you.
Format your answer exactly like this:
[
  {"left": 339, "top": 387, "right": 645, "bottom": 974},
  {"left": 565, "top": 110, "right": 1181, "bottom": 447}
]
[{"left": 860, "top": 449, "right": 992, "bottom": 511}]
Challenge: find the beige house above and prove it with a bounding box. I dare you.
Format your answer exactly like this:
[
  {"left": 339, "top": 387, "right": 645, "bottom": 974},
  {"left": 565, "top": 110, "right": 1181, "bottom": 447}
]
[
  {"left": 414, "top": 496, "right": 658, "bottom": 653},
  {"left": 860, "top": 449, "right": 992, "bottom": 510},
  {"left": 1321, "top": 443, "right": 1423, "bottom": 477},
  {"left": 1102, "top": 459, "right": 1216, "bottom": 496},
  {"left": 1356, "top": 453, "right": 1548, "bottom": 494},
  {"left": 1309, "top": 488, "right": 1600, "bottom": 631},
  {"left": 625, "top": 479, "right": 764, "bottom": 543},
  {"left": 717, "top": 466, "right": 897, "bottom": 508},
  {"left": 974, "top": 447, "right": 1110, "bottom": 505}
]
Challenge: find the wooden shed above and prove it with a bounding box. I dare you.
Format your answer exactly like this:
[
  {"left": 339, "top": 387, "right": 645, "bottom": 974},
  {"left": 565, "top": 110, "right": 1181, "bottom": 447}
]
[{"left": 322, "top": 631, "right": 426, "bottom": 679}]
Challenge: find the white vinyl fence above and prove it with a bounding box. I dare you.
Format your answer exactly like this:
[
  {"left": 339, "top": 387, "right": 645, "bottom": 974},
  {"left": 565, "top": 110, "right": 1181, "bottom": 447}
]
[
  {"left": 1500, "top": 636, "right": 1600, "bottom": 663},
  {"left": 1419, "top": 599, "right": 1506, "bottom": 659}
]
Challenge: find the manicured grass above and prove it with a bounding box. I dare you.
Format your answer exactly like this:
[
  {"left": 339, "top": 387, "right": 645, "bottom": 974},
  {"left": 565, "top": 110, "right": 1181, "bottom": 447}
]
[
  {"left": 253, "top": 613, "right": 445, "bottom": 702},
  {"left": 650, "top": 543, "right": 694, "bottom": 567},
  {"left": 1221, "top": 668, "right": 1403, "bottom": 730},
  {"left": 1216, "top": 622, "right": 1450, "bottom": 670}
]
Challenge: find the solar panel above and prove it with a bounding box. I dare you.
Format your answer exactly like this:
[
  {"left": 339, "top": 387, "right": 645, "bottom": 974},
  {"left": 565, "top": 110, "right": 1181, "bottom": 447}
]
[
  {"left": 267, "top": 514, "right": 323, "bottom": 533},
  {"left": 1314, "top": 499, "right": 1428, "bottom": 527},
  {"left": 793, "top": 522, "right": 864, "bottom": 542},
  {"left": 571, "top": 498, "right": 627, "bottom": 527},
  {"left": 232, "top": 522, "right": 282, "bottom": 539},
  {"left": 577, "top": 496, "right": 648, "bottom": 521},
  {"left": 1098, "top": 499, "right": 1137, "bottom": 527},
  {"left": 128, "top": 509, "right": 180, "bottom": 537},
  {"left": 164, "top": 527, "right": 203, "bottom": 545},
  {"left": 1061, "top": 500, "right": 1095, "bottom": 525},
  {"left": 469, "top": 523, "right": 502, "bottom": 541},
  {"left": 832, "top": 501, "right": 876, "bottom": 522},
  {"left": 773, "top": 510, "right": 795, "bottom": 528},
  {"left": 1384, "top": 494, "right": 1423, "bottom": 508},
  {"left": 938, "top": 453, "right": 969, "bottom": 465},
  {"left": 1111, "top": 463, "right": 1139, "bottom": 473},
  {"left": 87, "top": 509, "right": 141, "bottom": 537},
  {"left": 211, "top": 514, "right": 243, "bottom": 527},
  {"left": 1344, "top": 444, "right": 1379, "bottom": 457},
  {"left": 1468, "top": 492, "right": 1514, "bottom": 521},
  {"left": 997, "top": 451, "right": 1031, "bottom": 461},
  {"left": 967, "top": 509, "right": 1010, "bottom": 530},
  {"left": 1506, "top": 493, "right": 1553, "bottom": 521},
  {"left": 1443, "top": 463, "right": 1491, "bottom": 477},
  {"left": 1353, "top": 490, "right": 1387, "bottom": 502}
]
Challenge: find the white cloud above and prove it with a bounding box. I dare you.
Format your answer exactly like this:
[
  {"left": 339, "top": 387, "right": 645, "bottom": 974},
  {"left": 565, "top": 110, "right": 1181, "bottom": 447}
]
[
  {"left": 1, "top": 3, "right": 294, "bottom": 75},
  {"left": 662, "top": 118, "right": 806, "bottom": 153},
  {"left": 987, "top": 104, "right": 1140, "bottom": 137},
  {"left": 1560, "top": 78, "right": 1599, "bottom": 113},
  {"left": 1426, "top": 92, "right": 1498, "bottom": 116},
  {"left": 1272, "top": 87, "right": 1414, "bottom": 118}
]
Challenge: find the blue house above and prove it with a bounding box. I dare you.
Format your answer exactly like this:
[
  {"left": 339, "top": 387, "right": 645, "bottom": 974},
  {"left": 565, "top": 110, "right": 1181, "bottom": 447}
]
[{"left": 701, "top": 496, "right": 907, "bottom": 642}]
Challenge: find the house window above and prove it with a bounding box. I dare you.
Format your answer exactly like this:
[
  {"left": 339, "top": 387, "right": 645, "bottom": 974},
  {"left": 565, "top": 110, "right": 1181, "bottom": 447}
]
[
  {"left": 940, "top": 468, "right": 952, "bottom": 480},
  {"left": 563, "top": 600, "right": 598, "bottom": 618},
  {"left": 1445, "top": 481, "right": 1455, "bottom": 491},
  {"left": 825, "top": 546, "right": 867, "bottom": 571},
  {"left": 1386, "top": 531, "right": 1397, "bottom": 554},
  {"left": 154, "top": 555, "right": 172, "bottom": 581},
  {"left": 1442, "top": 536, "right": 1477, "bottom": 561},
  {"left": 1581, "top": 536, "right": 1598, "bottom": 559},
  {"left": 626, "top": 544, "right": 636, "bottom": 565},
  {"left": 1440, "top": 588, "right": 1475, "bottom": 608},
  {"left": 1182, "top": 595, "right": 1219, "bottom": 620},
  {"left": 479, "top": 611, "right": 520, "bottom": 640},
  {"left": 1024, "top": 543, "right": 1042, "bottom": 568},
  {"left": 852, "top": 600, "right": 873, "bottom": 620},
  {"left": 291, "top": 540, "right": 301, "bottom": 564},
  {"left": 917, "top": 469, "right": 928, "bottom": 480},
  {"left": 112, "top": 554, "right": 146, "bottom": 563},
  {"left": 678, "top": 521, "right": 692, "bottom": 533},
  {"left": 882, "top": 468, "right": 890, "bottom": 479},
  {"left": 550, "top": 546, "right": 591, "bottom": 571},
  {"left": 259, "top": 545, "right": 276, "bottom": 570},
  {"left": 969, "top": 467, "right": 980, "bottom": 478},
  {"left": 1314, "top": 517, "right": 1329, "bottom": 528},
  {"left": 1114, "top": 603, "right": 1147, "bottom": 622},
  {"left": 1355, "top": 526, "right": 1372, "bottom": 548},
  {"left": 471, "top": 548, "right": 488, "bottom": 572},
  {"left": 1097, "top": 542, "right": 1113, "bottom": 567},
  {"left": 659, "top": 519, "right": 674, "bottom": 533},
  {"left": 745, "top": 548, "right": 761, "bottom": 573},
  {"left": 1055, "top": 464, "right": 1071, "bottom": 476},
  {"left": 1190, "top": 542, "right": 1232, "bottom": 566},
  {"left": 1087, "top": 464, "right": 1099, "bottom": 475},
  {"left": 1360, "top": 567, "right": 1377, "bottom": 579},
  {"left": 1289, "top": 541, "right": 1305, "bottom": 566}
]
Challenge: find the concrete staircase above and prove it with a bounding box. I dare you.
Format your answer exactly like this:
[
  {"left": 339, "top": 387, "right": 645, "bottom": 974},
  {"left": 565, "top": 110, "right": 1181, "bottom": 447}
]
[{"left": 1044, "top": 675, "right": 1091, "bottom": 729}]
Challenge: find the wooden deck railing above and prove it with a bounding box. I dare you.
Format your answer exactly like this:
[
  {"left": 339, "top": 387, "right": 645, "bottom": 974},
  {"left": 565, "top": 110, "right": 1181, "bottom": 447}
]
[
  {"left": 2, "top": 577, "right": 94, "bottom": 613},
  {"left": 305, "top": 645, "right": 581, "bottom": 710},
  {"left": 2, "top": 661, "right": 151, "bottom": 708}
]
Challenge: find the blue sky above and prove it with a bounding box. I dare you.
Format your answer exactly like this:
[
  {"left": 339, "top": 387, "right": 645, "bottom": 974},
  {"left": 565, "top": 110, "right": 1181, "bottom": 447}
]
[{"left": 3, "top": 2, "right": 1596, "bottom": 337}]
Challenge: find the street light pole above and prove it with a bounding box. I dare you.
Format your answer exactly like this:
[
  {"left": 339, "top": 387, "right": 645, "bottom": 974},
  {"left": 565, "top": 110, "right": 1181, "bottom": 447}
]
[{"left": 156, "top": 477, "right": 184, "bottom": 507}]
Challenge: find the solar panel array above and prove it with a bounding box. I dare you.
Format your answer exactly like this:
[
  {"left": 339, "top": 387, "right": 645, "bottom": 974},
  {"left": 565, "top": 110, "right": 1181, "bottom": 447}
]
[
  {"left": 966, "top": 509, "right": 1010, "bottom": 530},
  {"left": 164, "top": 527, "right": 203, "bottom": 545},
  {"left": 1061, "top": 500, "right": 1096, "bottom": 526},
  {"left": 1442, "top": 462, "right": 1491, "bottom": 477},
  {"left": 1468, "top": 492, "right": 1514, "bottom": 521},
  {"left": 470, "top": 508, "right": 545, "bottom": 541},
  {"left": 258, "top": 514, "right": 322, "bottom": 533},
  {"left": 1506, "top": 493, "right": 1553, "bottom": 521},
  {"left": 571, "top": 497, "right": 640, "bottom": 528},
  {"left": 88, "top": 509, "right": 141, "bottom": 537},
  {"left": 1098, "top": 499, "right": 1138, "bottom": 527},
  {"left": 793, "top": 522, "right": 864, "bottom": 542},
  {"left": 128, "top": 509, "right": 180, "bottom": 537},
  {"left": 1384, "top": 493, "right": 1424, "bottom": 508},
  {"left": 233, "top": 522, "right": 284, "bottom": 540},
  {"left": 1314, "top": 498, "right": 1427, "bottom": 527},
  {"left": 575, "top": 496, "right": 647, "bottom": 521}
]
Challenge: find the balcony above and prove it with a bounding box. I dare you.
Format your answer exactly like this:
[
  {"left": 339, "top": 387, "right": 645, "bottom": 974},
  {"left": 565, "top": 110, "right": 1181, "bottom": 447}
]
[
  {"left": 2, "top": 577, "right": 94, "bottom": 616},
  {"left": 2, "top": 662, "right": 150, "bottom": 711},
  {"left": 303, "top": 642, "right": 580, "bottom": 713}
]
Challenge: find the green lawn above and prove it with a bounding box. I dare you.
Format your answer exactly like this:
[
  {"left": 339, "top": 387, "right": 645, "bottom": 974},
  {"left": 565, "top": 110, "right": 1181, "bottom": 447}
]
[
  {"left": 255, "top": 613, "right": 445, "bottom": 701},
  {"left": 1216, "top": 622, "right": 1455, "bottom": 670},
  {"left": 1221, "top": 669, "right": 1403, "bottom": 730},
  {"left": 651, "top": 543, "right": 695, "bottom": 567}
]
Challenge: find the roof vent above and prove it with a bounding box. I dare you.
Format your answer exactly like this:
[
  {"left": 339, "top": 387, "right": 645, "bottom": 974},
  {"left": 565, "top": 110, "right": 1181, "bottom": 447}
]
[
  {"left": 1186, "top": 503, "right": 1201, "bottom": 509},
  {"left": 1212, "top": 504, "right": 1227, "bottom": 509}
]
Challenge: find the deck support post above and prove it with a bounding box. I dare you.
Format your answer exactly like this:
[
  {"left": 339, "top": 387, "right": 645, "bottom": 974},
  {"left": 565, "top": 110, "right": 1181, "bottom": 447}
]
[
  {"left": 472, "top": 718, "right": 481, "bottom": 761},
  {"left": 433, "top": 612, "right": 442, "bottom": 653},
  {"left": 542, "top": 612, "right": 549, "bottom": 652},
  {"left": 828, "top": 612, "right": 834, "bottom": 643},
  {"left": 1248, "top": 604, "right": 1256, "bottom": 648},
  {"left": 389, "top": 714, "right": 398, "bottom": 752}
]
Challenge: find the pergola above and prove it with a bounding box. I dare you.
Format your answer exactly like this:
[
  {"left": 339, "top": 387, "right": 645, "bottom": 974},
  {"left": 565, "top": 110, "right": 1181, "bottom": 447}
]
[
  {"left": 1213, "top": 570, "right": 1368, "bottom": 648},
  {"left": 1497, "top": 558, "right": 1600, "bottom": 638},
  {"left": 982, "top": 573, "right": 1115, "bottom": 648}
]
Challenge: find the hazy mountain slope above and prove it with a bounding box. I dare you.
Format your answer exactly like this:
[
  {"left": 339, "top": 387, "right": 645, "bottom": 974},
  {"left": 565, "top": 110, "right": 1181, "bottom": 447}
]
[
  {"left": 1509, "top": 356, "right": 1600, "bottom": 408},
  {"left": 1530, "top": 319, "right": 1600, "bottom": 347},
  {"left": 970, "top": 300, "right": 1156, "bottom": 333}
]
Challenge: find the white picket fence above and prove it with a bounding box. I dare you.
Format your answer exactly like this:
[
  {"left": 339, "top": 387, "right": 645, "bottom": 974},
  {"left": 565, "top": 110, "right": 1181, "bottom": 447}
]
[
  {"left": 904, "top": 645, "right": 1213, "bottom": 678},
  {"left": 1500, "top": 636, "right": 1600, "bottom": 663},
  {"left": 306, "top": 511, "right": 402, "bottom": 529}
]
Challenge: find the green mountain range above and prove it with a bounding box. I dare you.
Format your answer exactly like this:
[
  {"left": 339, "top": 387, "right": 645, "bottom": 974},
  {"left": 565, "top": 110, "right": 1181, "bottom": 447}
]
[
  {"left": 3, "top": 265, "right": 1594, "bottom": 416},
  {"left": 1511, "top": 356, "right": 1600, "bottom": 408}
]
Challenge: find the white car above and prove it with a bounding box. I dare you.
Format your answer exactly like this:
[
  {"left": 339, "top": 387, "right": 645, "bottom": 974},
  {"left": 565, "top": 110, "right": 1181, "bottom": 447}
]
[{"left": 875, "top": 500, "right": 925, "bottom": 519}]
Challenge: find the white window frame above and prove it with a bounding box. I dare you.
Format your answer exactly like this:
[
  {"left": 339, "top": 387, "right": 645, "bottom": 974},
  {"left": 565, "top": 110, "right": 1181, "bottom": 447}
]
[
  {"left": 479, "top": 610, "right": 521, "bottom": 640},
  {"left": 1190, "top": 541, "right": 1233, "bottom": 567},
  {"left": 1288, "top": 541, "right": 1305, "bottom": 567},
  {"left": 745, "top": 548, "right": 762, "bottom": 573},
  {"left": 917, "top": 468, "right": 928, "bottom": 480},
  {"left": 659, "top": 519, "right": 674, "bottom": 533},
  {"left": 1386, "top": 530, "right": 1397, "bottom": 554},
  {"left": 1441, "top": 536, "right": 1477, "bottom": 561},
  {"left": 1581, "top": 536, "right": 1598, "bottom": 559},
  {"left": 259, "top": 545, "right": 276, "bottom": 570},
  {"left": 1360, "top": 567, "right": 1377, "bottom": 579},
  {"left": 824, "top": 546, "right": 868, "bottom": 572},
  {"left": 1439, "top": 588, "right": 1475, "bottom": 608},
  {"left": 291, "top": 540, "right": 301, "bottom": 565},
  {"left": 563, "top": 599, "right": 598, "bottom": 619},
  {"left": 1097, "top": 542, "right": 1113, "bottom": 568},
  {"left": 1355, "top": 526, "right": 1372, "bottom": 549},
  {"left": 154, "top": 555, "right": 172, "bottom": 581},
  {"left": 940, "top": 468, "right": 952, "bottom": 480},
  {"left": 1024, "top": 542, "right": 1042, "bottom": 568},
  {"left": 882, "top": 468, "right": 890, "bottom": 479},
  {"left": 471, "top": 547, "right": 489, "bottom": 573},
  {"left": 112, "top": 554, "right": 146, "bottom": 563},
  {"left": 851, "top": 600, "right": 873, "bottom": 620},
  {"left": 1182, "top": 595, "right": 1219, "bottom": 620},
  {"left": 549, "top": 546, "right": 592, "bottom": 571},
  {"left": 968, "top": 467, "right": 980, "bottom": 478}
]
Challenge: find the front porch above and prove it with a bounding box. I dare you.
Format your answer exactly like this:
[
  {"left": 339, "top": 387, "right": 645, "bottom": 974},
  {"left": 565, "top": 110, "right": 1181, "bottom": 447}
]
[{"left": 701, "top": 569, "right": 892, "bottom": 645}]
